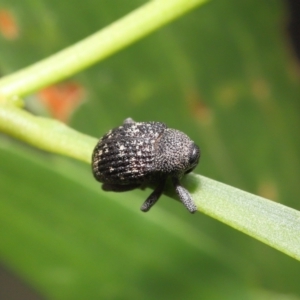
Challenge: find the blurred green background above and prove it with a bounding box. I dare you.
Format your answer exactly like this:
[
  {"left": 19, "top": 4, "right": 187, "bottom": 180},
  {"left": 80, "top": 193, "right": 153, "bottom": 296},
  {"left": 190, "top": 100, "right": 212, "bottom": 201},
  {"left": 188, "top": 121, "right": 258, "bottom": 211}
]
[{"left": 0, "top": 0, "right": 300, "bottom": 299}]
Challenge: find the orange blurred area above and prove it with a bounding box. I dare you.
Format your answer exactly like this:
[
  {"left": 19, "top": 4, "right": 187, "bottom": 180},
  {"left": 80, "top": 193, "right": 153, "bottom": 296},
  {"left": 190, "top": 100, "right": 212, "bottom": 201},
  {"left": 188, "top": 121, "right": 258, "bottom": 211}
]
[
  {"left": 186, "top": 89, "right": 212, "bottom": 125},
  {"left": 0, "top": 9, "right": 19, "bottom": 40},
  {"left": 37, "top": 82, "right": 85, "bottom": 123}
]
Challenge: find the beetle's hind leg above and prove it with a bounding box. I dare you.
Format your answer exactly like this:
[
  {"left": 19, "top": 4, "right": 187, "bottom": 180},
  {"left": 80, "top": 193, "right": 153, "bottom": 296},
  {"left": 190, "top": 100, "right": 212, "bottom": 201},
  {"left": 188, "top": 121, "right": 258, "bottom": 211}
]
[
  {"left": 172, "top": 177, "right": 197, "bottom": 213},
  {"left": 140, "top": 180, "right": 166, "bottom": 212},
  {"left": 102, "top": 182, "right": 140, "bottom": 192}
]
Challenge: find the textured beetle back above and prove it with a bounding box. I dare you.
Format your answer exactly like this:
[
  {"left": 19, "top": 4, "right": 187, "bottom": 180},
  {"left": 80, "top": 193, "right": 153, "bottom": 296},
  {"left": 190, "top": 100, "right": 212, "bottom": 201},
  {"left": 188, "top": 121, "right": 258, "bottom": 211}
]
[{"left": 92, "top": 121, "right": 167, "bottom": 185}]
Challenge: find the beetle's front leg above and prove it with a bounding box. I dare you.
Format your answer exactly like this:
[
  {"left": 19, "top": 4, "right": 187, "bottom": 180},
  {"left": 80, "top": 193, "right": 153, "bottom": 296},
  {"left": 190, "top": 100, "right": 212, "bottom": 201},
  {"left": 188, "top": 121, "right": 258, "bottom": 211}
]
[{"left": 172, "top": 177, "right": 197, "bottom": 213}]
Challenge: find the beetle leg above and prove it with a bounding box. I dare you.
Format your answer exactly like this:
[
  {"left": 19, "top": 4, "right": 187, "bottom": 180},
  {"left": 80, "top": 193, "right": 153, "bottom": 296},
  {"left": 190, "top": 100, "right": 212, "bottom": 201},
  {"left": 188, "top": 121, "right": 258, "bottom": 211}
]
[
  {"left": 123, "top": 118, "right": 135, "bottom": 124},
  {"left": 172, "top": 177, "right": 197, "bottom": 213},
  {"left": 140, "top": 180, "right": 166, "bottom": 212},
  {"left": 102, "top": 182, "right": 140, "bottom": 192}
]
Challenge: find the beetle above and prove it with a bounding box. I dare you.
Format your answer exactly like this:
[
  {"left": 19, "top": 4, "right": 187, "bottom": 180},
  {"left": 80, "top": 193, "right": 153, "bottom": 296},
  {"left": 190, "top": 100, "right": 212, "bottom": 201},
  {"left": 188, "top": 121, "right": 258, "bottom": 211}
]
[{"left": 92, "top": 118, "right": 200, "bottom": 213}]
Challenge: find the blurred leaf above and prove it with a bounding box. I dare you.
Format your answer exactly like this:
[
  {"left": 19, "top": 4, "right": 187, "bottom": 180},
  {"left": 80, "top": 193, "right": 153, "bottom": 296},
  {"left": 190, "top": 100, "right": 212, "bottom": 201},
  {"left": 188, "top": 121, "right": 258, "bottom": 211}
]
[
  {"left": 0, "top": 0, "right": 300, "bottom": 299},
  {"left": 0, "top": 141, "right": 254, "bottom": 300}
]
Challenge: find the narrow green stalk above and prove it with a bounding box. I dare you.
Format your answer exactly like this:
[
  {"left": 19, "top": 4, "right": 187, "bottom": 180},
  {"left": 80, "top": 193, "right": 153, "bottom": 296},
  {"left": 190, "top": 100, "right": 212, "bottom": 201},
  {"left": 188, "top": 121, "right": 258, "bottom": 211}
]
[
  {"left": 0, "top": 0, "right": 208, "bottom": 100},
  {"left": 0, "top": 105, "right": 96, "bottom": 163},
  {"left": 180, "top": 174, "right": 300, "bottom": 261}
]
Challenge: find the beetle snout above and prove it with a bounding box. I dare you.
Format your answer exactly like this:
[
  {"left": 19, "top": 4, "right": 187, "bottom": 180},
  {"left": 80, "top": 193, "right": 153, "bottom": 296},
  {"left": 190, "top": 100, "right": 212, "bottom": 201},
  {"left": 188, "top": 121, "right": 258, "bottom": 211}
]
[{"left": 185, "top": 143, "right": 200, "bottom": 174}]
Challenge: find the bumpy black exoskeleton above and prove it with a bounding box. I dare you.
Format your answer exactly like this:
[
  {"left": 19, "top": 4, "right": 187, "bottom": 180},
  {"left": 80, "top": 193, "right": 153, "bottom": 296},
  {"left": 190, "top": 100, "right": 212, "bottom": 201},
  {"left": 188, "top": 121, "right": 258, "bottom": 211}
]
[{"left": 92, "top": 118, "right": 200, "bottom": 213}]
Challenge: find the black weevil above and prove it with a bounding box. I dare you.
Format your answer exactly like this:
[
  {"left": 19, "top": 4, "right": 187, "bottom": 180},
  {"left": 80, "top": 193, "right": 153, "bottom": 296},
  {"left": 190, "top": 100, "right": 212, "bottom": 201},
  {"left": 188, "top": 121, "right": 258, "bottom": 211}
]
[{"left": 92, "top": 118, "right": 200, "bottom": 213}]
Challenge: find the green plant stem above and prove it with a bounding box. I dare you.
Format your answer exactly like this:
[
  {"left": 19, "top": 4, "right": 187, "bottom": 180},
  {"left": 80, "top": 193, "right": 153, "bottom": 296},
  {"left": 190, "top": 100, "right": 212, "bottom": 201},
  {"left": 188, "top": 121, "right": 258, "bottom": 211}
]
[
  {"left": 0, "top": 105, "right": 96, "bottom": 163},
  {"left": 0, "top": 0, "right": 208, "bottom": 100},
  {"left": 180, "top": 174, "right": 300, "bottom": 261},
  {"left": 1, "top": 104, "right": 300, "bottom": 261}
]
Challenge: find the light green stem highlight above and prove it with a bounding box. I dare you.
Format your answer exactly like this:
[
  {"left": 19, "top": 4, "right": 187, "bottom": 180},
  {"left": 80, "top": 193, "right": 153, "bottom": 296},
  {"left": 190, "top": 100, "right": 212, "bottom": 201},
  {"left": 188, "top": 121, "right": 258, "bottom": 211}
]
[
  {"left": 182, "top": 174, "right": 300, "bottom": 261},
  {"left": 0, "top": 105, "right": 96, "bottom": 163},
  {"left": 0, "top": 0, "right": 208, "bottom": 100}
]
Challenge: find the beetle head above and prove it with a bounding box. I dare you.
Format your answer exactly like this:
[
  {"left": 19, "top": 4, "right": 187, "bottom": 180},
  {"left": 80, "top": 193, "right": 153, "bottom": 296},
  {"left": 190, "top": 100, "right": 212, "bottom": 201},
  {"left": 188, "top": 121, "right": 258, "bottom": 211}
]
[{"left": 155, "top": 129, "right": 200, "bottom": 177}]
